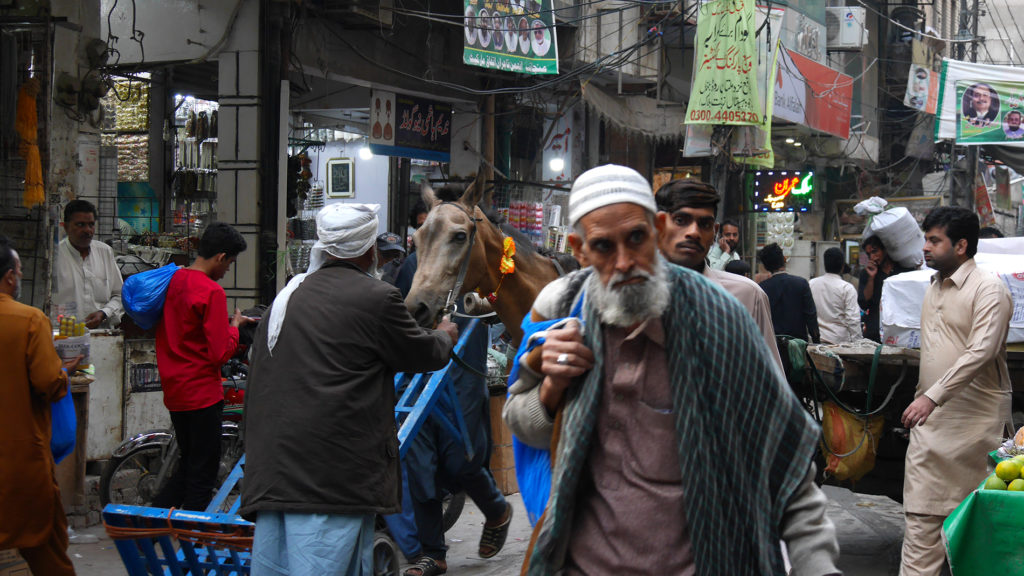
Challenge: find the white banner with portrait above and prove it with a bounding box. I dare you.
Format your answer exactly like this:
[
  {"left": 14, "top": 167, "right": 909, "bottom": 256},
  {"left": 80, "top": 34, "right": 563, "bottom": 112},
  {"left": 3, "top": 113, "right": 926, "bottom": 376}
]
[{"left": 935, "top": 58, "right": 1024, "bottom": 147}]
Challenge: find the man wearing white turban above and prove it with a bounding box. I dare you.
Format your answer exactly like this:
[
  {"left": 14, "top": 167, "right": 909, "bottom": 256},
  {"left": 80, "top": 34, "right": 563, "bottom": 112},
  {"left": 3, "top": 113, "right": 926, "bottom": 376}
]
[{"left": 240, "top": 203, "right": 458, "bottom": 576}]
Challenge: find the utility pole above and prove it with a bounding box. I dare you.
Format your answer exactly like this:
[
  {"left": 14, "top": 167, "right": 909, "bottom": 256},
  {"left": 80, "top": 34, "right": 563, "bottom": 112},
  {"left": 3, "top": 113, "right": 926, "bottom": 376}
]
[{"left": 955, "top": 0, "right": 981, "bottom": 208}]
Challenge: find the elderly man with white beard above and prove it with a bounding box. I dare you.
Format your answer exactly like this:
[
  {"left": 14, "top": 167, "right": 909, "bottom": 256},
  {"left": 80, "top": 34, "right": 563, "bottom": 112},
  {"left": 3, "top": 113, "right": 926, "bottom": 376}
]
[{"left": 503, "top": 165, "right": 840, "bottom": 576}]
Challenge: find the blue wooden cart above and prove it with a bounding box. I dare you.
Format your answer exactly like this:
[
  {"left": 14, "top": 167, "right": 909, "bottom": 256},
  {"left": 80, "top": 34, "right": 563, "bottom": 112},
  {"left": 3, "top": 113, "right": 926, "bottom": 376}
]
[{"left": 103, "top": 319, "right": 483, "bottom": 575}]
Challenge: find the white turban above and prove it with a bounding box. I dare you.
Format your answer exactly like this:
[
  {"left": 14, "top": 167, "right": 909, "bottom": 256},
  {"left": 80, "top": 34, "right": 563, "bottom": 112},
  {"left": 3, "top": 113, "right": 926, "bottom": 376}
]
[
  {"left": 568, "top": 164, "right": 656, "bottom": 228},
  {"left": 267, "top": 203, "right": 380, "bottom": 353}
]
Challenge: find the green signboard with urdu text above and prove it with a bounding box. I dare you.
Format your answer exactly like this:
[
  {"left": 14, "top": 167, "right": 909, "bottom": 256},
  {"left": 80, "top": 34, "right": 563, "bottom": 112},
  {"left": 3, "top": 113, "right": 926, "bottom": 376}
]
[
  {"left": 686, "top": 0, "right": 762, "bottom": 126},
  {"left": 463, "top": 0, "right": 558, "bottom": 75}
]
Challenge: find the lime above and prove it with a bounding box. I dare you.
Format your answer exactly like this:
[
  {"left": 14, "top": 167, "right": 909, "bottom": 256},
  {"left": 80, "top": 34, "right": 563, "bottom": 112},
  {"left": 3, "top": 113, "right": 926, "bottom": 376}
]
[
  {"left": 984, "top": 475, "right": 1008, "bottom": 490},
  {"left": 1008, "top": 479, "right": 1024, "bottom": 492},
  {"left": 996, "top": 460, "right": 1022, "bottom": 482},
  {"left": 1013, "top": 454, "right": 1024, "bottom": 464}
]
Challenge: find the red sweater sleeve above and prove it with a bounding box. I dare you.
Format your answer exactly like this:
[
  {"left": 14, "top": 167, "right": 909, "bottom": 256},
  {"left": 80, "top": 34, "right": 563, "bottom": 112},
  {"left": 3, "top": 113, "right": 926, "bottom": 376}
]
[{"left": 203, "top": 285, "right": 239, "bottom": 366}]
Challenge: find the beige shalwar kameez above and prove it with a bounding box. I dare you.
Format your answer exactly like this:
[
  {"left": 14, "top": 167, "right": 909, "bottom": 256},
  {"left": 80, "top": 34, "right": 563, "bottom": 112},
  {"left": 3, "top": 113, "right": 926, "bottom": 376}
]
[{"left": 901, "top": 258, "right": 1013, "bottom": 576}]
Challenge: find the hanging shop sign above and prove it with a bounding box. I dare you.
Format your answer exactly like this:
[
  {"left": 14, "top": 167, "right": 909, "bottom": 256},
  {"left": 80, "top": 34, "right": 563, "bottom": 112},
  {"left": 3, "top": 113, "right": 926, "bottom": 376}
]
[
  {"left": 368, "top": 90, "right": 452, "bottom": 163},
  {"left": 750, "top": 170, "right": 814, "bottom": 212},
  {"left": 974, "top": 172, "right": 997, "bottom": 227},
  {"left": 773, "top": 47, "right": 853, "bottom": 139},
  {"left": 541, "top": 114, "right": 578, "bottom": 182},
  {"left": 463, "top": 0, "right": 558, "bottom": 75},
  {"left": 954, "top": 80, "right": 1024, "bottom": 145},
  {"left": 935, "top": 58, "right": 1024, "bottom": 147},
  {"left": 686, "top": 0, "right": 762, "bottom": 126},
  {"left": 780, "top": 9, "right": 826, "bottom": 65},
  {"left": 732, "top": 5, "right": 785, "bottom": 168}
]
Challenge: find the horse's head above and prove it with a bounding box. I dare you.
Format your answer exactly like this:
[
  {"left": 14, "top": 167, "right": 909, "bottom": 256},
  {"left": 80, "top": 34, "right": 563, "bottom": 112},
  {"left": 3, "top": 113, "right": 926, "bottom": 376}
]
[{"left": 406, "top": 171, "right": 491, "bottom": 327}]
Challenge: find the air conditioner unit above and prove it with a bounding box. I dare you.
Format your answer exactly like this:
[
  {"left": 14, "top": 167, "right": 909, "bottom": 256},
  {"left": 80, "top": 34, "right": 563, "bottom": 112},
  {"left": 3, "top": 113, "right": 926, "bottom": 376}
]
[{"left": 825, "top": 7, "right": 868, "bottom": 51}]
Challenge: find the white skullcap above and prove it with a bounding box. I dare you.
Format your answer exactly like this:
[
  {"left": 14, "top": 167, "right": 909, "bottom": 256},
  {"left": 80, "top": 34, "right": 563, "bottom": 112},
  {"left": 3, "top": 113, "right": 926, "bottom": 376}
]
[
  {"left": 267, "top": 203, "right": 380, "bottom": 354},
  {"left": 568, "top": 164, "right": 656, "bottom": 228}
]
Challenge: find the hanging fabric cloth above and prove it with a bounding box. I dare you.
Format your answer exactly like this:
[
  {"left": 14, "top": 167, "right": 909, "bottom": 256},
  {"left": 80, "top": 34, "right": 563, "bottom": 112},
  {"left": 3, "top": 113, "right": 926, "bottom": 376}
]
[{"left": 15, "top": 78, "right": 44, "bottom": 208}]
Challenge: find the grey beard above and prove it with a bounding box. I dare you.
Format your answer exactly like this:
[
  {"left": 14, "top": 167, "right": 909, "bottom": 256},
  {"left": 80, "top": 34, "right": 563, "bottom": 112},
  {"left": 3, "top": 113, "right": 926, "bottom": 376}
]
[
  {"left": 369, "top": 250, "right": 380, "bottom": 279},
  {"left": 586, "top": 256, "right": 671, "bottom": 327},
  {"left": 13, "top": 278, "right": 20, "bottom": 300}
]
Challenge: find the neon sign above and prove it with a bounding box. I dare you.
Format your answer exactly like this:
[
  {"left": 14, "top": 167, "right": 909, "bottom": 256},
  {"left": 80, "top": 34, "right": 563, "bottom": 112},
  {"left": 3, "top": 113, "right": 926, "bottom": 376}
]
[{"left": 751, "top": 171, "right": 814, "bottom": 212}]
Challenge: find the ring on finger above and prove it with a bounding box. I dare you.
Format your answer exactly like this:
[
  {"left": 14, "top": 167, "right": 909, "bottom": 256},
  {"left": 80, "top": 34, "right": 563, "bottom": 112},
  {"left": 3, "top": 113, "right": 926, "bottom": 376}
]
[{"left": 556, "top": 353, "right": 570, "bottom": 365}]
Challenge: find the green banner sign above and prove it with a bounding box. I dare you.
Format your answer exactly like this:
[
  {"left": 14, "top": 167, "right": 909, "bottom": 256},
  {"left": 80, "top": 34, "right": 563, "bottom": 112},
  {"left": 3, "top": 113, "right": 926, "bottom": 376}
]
[
  {"left": 686, "top": 0, "right": 761, "bottom": 126},
  {"left": 463, "top": 0, "right": 558, "bottom": 75},
  {"left": 956, "top": 80, "right": 1024, "bottom": 144}
]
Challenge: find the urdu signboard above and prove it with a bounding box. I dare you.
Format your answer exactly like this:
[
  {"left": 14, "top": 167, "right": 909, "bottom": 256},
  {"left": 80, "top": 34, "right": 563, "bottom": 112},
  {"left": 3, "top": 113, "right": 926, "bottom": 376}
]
[
  {"left": 686, "top": 0, "right": 762, "bottom": 126},
  {"left": 463, "top": 0, "right": 558, "bottom": 75},
  {"left": 368, "top": 90, "right": 452, "bottom": 162},
  {"left": 750, "top": 171, "right": 814, "bottom": 212}
]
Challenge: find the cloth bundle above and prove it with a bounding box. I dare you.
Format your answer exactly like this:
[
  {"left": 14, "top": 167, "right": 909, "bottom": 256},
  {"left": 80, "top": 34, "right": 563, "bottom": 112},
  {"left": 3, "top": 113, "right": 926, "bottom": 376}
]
[{"left": 15, "top": 79, "right": 43, "bottom": 208}]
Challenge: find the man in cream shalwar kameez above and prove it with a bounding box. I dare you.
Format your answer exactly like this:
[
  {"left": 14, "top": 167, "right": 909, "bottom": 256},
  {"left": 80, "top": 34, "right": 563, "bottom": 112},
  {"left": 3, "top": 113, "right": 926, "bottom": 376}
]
[{"left": 900, "top": 207, "right": 1013, "bottom": 576}]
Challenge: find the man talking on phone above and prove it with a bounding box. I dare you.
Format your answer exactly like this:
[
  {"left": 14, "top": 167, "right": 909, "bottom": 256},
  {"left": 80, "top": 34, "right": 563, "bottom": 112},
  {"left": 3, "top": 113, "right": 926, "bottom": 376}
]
[{"left": 707, "top": 218, "right": 741, "bottom": 270}]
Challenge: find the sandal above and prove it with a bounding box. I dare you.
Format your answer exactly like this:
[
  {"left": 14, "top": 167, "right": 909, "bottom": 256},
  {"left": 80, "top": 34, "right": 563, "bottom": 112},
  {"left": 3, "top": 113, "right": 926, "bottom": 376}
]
[
  {"left": 403, "top": 556, "right": 447, "bottom": 576},
  {"left": 478, "top": 503, "right": 513, "bottom": 558}
]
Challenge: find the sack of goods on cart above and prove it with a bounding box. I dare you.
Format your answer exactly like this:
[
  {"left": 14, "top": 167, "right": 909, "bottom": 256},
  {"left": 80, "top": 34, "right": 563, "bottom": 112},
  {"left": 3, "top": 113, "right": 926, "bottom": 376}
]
[{"left": 880, "top": 238, "right": 1024, "bottom": 348}]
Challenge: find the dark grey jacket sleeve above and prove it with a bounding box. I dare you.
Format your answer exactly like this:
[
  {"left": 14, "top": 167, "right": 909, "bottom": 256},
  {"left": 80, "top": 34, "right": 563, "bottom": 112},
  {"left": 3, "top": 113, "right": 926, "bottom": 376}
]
[{"left": 376, "top": 288, "right": 453, "bottom": 374}]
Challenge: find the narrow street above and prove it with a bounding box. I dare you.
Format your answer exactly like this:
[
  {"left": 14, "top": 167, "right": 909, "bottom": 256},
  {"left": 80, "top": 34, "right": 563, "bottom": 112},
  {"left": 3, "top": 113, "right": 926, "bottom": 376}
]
[{"left": 71, "top": 486, "right": 905, "bottom": 575}]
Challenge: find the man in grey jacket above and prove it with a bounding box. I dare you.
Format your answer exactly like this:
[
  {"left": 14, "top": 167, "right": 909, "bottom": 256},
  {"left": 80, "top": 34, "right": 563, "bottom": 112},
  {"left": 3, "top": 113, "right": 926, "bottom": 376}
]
[
  {"left": 240, "top": 204, "right": 458, "bottom": 576},
  {"left": 504, "top": 165, "right": 841, "bottom": 576}
]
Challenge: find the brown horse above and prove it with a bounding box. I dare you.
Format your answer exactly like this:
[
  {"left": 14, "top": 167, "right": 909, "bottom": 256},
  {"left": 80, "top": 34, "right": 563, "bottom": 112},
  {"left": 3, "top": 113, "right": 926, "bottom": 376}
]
[{"left": 405, "top": 175, "right": 573, "bottom": 345}]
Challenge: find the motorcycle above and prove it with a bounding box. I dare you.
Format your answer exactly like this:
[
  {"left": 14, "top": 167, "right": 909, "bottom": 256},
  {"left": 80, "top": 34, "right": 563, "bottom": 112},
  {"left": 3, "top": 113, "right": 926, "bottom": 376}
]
[{"left": 100, "top": 359, "right": 248, "bottom": 509}]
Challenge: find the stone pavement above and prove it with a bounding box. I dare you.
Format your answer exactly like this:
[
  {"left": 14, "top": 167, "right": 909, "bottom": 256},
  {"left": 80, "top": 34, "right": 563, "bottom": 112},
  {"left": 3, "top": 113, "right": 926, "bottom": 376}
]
[
  {"left": 71, "top": 486, "right": 906, "bottom": 575},
  {"left": 822, "top": 485, "right": 906, "bottom": 576}
]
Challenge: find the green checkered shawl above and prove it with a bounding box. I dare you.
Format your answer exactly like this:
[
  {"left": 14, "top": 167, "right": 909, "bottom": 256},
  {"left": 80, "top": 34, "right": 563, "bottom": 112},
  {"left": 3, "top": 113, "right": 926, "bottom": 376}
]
[{"left": 526, "top": 264, "right": 819, "bottom": 575}]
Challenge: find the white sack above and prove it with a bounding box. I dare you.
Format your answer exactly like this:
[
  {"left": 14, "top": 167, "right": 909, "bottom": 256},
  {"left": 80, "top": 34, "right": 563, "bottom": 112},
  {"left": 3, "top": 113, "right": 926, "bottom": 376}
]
[
  {"left": 979, "top": 237, "right": 1024, "bottom": 255},
  {"left": 856, "top": 197, "right": 925, "bottom": 269},
  {"left": 880, "top": 253, "right": 1024, "bottom": 347}
]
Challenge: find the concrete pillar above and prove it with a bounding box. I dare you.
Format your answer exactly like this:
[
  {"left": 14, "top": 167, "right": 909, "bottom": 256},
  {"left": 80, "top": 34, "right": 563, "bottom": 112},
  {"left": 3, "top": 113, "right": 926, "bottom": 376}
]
[{"left": 216, "top": 0, "right": 262, "bottom": 311}]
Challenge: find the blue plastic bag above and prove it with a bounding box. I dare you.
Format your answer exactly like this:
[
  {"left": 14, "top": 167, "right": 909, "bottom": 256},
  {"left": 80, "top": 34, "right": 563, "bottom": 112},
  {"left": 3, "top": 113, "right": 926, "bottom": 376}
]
[
  {"left": 51, "top": 388, "right": 76, "bottom": 464},
  {"left": 122, "top": 264, "right": 180, "bottom": 329},
  {"left": 507, "top": 294, "right": 584, "bottom": 526}
]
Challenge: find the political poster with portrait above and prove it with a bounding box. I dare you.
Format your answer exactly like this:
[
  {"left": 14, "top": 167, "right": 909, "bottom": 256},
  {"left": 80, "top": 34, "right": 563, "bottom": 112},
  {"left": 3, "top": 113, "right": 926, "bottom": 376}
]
[
  {"left": 686, "top": 0, "right": 762, "bottom": 126},
  {"left": 935, "top": 58, "right": 1024, "bottom": 147},
  {"left": 463, "top": 0, "right": 558, "bottom": 75},
  {"left": 904, "top": 65, "right": 938, "bottom": 114},
  {"left": 955, "top": 80, "right": 1024, "bottom": 144}
]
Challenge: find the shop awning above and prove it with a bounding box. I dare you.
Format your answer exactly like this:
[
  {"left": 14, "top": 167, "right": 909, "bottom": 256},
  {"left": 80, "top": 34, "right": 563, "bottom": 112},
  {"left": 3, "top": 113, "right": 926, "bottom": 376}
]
[{"left": 581, "top": 83, "right": 686, "bottom": 141}]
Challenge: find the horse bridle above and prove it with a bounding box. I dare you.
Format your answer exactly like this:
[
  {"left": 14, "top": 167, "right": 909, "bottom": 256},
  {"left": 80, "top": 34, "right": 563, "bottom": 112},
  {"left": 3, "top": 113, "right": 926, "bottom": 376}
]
[{"left": 436, "top": 202, "right": 482, "bottom": 326}]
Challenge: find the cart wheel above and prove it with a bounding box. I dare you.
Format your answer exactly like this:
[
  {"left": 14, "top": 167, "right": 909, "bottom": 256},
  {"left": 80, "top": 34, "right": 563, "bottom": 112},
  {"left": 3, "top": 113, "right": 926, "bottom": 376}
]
[
  {"left": 441, "top": 490, "right": 466, "bottom": 533},
  {"left": 372, "top": 532, "right": 400, "bottom": 576}
]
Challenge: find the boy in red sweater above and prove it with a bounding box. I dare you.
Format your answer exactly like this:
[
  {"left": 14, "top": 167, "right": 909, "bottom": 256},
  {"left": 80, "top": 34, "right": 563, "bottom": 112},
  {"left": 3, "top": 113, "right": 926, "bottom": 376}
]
[{"left": 154, "top": 222, "right": 252, "bottom": 510}]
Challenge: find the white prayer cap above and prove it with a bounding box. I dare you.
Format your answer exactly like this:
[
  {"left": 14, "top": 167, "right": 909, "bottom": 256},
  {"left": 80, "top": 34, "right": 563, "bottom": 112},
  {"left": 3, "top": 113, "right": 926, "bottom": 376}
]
[
  {"left": 314, "top": 203, "right": 380, "bottom": 262},
  {"left": 568, "top": 164, "right": 656, "bottom": 228}
]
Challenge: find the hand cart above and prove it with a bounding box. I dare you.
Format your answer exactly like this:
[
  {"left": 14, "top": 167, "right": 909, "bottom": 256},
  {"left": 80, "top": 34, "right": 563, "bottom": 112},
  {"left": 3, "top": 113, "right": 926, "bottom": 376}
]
[{"left": 103, "top": 319, "right": 485, "bottom": 575}]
